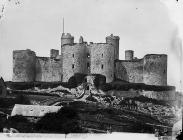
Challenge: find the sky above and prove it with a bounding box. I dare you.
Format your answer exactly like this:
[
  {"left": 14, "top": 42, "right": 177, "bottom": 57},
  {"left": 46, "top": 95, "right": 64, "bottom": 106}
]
[{"left": 0, "top": 0, "right": 182, "bottom": 91}]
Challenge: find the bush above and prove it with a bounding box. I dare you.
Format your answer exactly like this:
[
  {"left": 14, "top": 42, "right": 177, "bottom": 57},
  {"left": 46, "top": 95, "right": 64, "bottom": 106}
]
[
  {"left": 36, "top": 106, "right": 85, "bottom": 133},
  {"left": 5, "top": 115, "right": 34, "bottom": 133},
  {"left": 15, "top": 95, "right": 31, "bottom": 105}
]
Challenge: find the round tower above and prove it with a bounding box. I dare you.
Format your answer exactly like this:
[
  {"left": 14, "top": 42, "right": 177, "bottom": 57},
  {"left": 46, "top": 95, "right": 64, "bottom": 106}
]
[
  {"left": 143, "top": 54, "right": 167, "bottom": 86},
  {"left": 90, "top": 43, "right": 115, "bottom": 83},
  {"left": 125, "top": 50, "right": 134, "bottom": 60},
  {"left": 61, "top": 33, "right": 74, "bottom": 47},
  {"left": 61, "top": 43, "right": 87, "bottom": 82},
  {"left": 106, "top": 34, "right": 120, "bottom": 60},
  {"left": 13, "top": 49, "right": 36, "bottom": 82}
]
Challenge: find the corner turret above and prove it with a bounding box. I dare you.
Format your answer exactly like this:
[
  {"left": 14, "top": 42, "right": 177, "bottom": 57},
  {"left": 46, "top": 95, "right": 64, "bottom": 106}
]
[
  {"left": 125, "top": 50, "right": 134, "bottom": 60},
  {"left": 50, "top": 49, "right": 59, "bottom": 58},
  {"left": 61, "top": 33, "right": 74, "bottom": 47}
]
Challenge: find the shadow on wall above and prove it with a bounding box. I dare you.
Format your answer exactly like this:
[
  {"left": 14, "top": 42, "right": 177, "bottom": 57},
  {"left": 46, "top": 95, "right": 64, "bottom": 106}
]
[
  {"left": 114, "top": 64, "right": 129, "bottom": 81},
  {"left": 68, "top": 73, "right": 106, "bottom": 89}
]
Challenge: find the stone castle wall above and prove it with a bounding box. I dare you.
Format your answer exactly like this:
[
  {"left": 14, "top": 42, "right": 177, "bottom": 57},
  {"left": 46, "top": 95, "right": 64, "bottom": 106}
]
[
  {"left": 13, "top": 49, "right": 62, "bottom": 82},
  {"left": 115, "top": 59, "right": 143, "bottom": 83},
  {"left": 90, "top": 43, "right": 115, "bottom": 83},
  {"left": 114, "top": 54, "right": 167, "bottom": 86},
  {"left": 13, "top": 49, "right": 36, "bottom": 82},
  {"left": 35, "top": 57, "right": 62, "bottom": 82},
  {"left": 143, "top": 54, "right": 167, "bottom": 86},
  {"left": 12, "top": 33, "right": 167, "bottom": 87}
]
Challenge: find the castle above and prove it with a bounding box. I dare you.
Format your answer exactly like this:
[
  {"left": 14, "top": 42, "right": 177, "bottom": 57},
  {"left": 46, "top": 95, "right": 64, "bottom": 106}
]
[{"left": 13, "top": 33, "right": 167, "bottom": 86}]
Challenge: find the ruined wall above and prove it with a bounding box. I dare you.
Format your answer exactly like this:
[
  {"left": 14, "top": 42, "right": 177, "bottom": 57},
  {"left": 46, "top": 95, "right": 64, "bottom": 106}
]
[
  {"left": 106, "top": 89, "right": 175, "bottom": 101},
  {"left": 13, "top": 49, "right": 36, "bottom": 82},
  {"left": 115, "top": 59, "right": 143, "bottom": 83},
  {"left": 125, "top": 50, "right": 134, "bottom": 60},
  {"left": 50, "top": 49, "right": 59, "bottom": 58},
  {"left": 140, "top": 90, "right": 175, "bottom": 101},
  {"left": 61, "top": 43, "right": 87, "bottom": 82},
  {"left": 143, "top": 54, "right": 167, "bottom": 86},
  {"left": 114, "top": 54, "right": 167, "bottom": 86},
  {"left": 106, "top": 90, "right": 140, "bottom": 99},
  {"left": 90, "top": 43, "right": 115, "bottom": 83},
  {"left": 35, "top": 57, "right": 62, "bottom": 82}
]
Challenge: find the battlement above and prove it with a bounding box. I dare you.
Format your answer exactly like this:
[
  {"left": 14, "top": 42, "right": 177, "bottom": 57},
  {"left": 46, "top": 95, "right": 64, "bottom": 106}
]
[
  {"left": 115, "top": 58, "right": 143, "bottom": 63},
  {"left": 89, "top": 43, "right": 109, "bottom": 45},
  {"left": 106, "top": 34, "right": 120, "bottom": 40},
  {"left": 61, "top": 33, "right": 74, "bottom": 39},
  {"left": 144, "top": 54, "right": 167, "bottom": 59},
  {"left": 13, "top": 49, "right": 36, "bottom": 56},
  {"left": 61, "top": 33, "right": 74, "bottom": 47}
]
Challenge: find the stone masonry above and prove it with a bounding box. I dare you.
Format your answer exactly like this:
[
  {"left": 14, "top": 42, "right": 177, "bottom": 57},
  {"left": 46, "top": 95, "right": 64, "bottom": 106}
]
[{"left": 12, "top": 33, "right": 167, "bottom": 86}]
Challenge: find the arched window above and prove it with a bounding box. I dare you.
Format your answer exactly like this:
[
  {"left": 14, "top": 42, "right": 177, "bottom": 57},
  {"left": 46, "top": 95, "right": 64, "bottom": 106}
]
[
  {"left": 87, "top": 62, "right": 90, "bottom": 69},
  {"left": 101, "top": 64, "right": 104, "bottom": 69}
]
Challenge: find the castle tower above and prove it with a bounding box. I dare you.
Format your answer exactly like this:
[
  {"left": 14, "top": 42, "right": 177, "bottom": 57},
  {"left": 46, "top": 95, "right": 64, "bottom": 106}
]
[
  {"left": 143, "top": 54, "right": 167, "bottom": 86},
  {"left": 61, "top": 33, "right": 74, "bottom": 47},
  {"left": 106, "top": 34, "right": 120, "bottom": 60},
  {"left": 90, "top": 43, "right": 115, "bottom": 83},
  {"left": 125, "top": 50, "right": 134, "bottom": 60},
  {"left": 61, "top": 42, "right": 87, "bottom": 82},
  {"left": 13, "top": 49, "right": 36, "bottom": 82}
]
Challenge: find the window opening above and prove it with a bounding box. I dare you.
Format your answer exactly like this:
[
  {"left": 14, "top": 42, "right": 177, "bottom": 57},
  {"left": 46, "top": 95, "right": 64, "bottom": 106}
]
[
  {"left": 87, "top": 53, "right": 90, "bottom": 58},
  {"left": 87, "top": 62, "right": 90, "bottom": 69}
]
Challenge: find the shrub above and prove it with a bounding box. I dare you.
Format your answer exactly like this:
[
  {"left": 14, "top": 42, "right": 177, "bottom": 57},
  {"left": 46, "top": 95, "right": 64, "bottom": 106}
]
[{"left": 36, "top": 106, "right": 85, "bottom": 133}]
